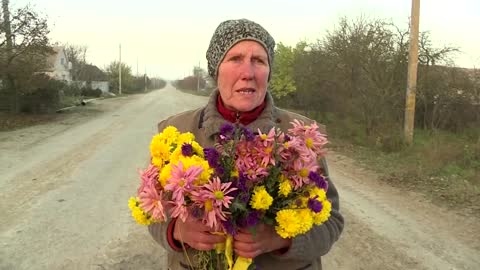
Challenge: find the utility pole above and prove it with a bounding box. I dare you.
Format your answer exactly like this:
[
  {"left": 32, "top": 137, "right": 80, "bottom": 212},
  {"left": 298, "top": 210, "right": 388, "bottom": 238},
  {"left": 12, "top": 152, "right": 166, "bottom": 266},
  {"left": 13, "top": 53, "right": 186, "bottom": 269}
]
[
  {"left": 404, "top": 0, "right": 420, "bottom": 144},
  {"left": 144, "top": 66, "right": 147, "bottom": 92},
  {"left": 119, "top": 44, "right": 122, "bottom": 95}
]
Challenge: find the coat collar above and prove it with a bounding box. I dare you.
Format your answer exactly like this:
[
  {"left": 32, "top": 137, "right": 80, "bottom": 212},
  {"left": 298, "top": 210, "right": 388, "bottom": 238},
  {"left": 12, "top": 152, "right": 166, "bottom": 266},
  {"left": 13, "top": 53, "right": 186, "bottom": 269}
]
[{"left": 201, "top": 89, "right": 278, "bottom": 139}]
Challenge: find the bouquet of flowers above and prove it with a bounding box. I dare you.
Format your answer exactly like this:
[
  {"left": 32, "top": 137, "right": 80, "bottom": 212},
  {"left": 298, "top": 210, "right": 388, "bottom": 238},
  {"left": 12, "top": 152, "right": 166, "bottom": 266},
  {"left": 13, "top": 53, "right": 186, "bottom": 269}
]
[{"left": 128, "top": 120, "right": 331, "bottom": 270}]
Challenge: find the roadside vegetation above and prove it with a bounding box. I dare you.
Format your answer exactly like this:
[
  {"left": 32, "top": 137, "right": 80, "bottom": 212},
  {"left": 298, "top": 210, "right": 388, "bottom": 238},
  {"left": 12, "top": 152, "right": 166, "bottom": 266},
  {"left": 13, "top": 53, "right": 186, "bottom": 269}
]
[{"left": 179, "top": 16, "right": 479, "bottom": 216}]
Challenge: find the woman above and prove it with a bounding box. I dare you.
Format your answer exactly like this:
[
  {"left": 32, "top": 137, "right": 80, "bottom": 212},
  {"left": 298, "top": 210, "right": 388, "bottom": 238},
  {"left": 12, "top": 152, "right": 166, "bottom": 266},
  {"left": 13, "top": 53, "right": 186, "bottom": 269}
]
[{"left": 148, "top": 18, "right": 344, "bottom": 270}]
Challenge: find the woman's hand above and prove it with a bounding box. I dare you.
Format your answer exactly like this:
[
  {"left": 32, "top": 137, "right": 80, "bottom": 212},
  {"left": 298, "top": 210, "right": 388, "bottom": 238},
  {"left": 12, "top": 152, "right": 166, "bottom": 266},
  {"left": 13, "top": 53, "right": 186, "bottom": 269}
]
[
  {"left": 173, "top": 216, "right": 225, "bottom": 251},
  {"left": 233, "top": 224, "right": 292, "bottom": 258}
]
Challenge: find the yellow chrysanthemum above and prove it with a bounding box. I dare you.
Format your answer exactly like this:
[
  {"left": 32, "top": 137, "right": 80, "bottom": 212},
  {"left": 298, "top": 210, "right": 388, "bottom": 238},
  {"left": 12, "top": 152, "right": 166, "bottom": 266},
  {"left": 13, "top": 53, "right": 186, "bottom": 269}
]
[
  {"left": 191, "top": 141, "right": 204, "bottom": 157},
  {"left": 275, "top": 209, "right": 302, "bottom": 238},
  {"left": 250, "top": 186, "right": 273, "bottom": 210},
  {"left": 297, "top": 209, "right": 314, "bottom": 234},
  {"left": 177, "top": 132, "right": 195, "bottom": 145},
  {"left": 128, "top": 197, "right": 138, "bottom": 210},
  {"left": 278, "top": 175, "right": 292, "bottom": 197},
  {"left": 169, "top": 146, "right": 183, "bottom": 164},
  {"left": 128, "top": 197, "right": 153, "bottom": 225},
  {"left": 159, "top": 164, "right": 173, "bottom": 187},
  {"left": 313, "top": 200, "right": 332, "bottom": 225},
  {"left": 309, "top": 187, "right": 327, "bottom": 201},
  {"left": 290, "top": 195, "right": 308, "bottom": 209},
  {"left": 158, "top": 126, "right": 179, "bottom": 144},
  {"left": 150, "top": 138, "right": 171, "bottom": 168}
]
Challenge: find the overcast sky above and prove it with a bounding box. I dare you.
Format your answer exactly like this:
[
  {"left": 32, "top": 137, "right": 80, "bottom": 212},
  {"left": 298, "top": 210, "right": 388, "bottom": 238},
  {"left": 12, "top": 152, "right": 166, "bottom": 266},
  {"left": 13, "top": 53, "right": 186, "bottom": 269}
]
[{"left": 14, "top": 0, "right": 480, "bottom": 80}]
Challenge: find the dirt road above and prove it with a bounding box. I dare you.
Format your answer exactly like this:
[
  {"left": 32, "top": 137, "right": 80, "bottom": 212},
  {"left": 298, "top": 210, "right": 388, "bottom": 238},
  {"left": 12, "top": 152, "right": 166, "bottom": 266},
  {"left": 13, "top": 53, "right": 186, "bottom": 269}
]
[{"left": 1, "top": 85, "right": 478, "bottom": 270}]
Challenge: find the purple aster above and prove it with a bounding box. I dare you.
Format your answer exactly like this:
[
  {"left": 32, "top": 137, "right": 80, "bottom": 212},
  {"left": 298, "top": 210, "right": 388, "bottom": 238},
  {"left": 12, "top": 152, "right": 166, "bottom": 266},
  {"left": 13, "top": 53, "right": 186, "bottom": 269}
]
[
  {"left": 309, "top": 171, "right": 328, "bottom": 190},
  {"left": 222, "top": 219, "right": 237, "bottom": 236},
  {"left": 204, "top": 147, "right": 219, "bottom": 167},
  {"left": 284, "top": 134, "right": 291, "bottom": 142},
  {"left": 238, "top": 211, "right": 261, "bottom": 228},
  {"left": 215, "top": 166, "right": 225, "bottom": 176},
  {"left": 245, "top": 211, "right": 261, "bottom": 227},
  {"left": 220, "top": 123, "right": 235, "bottom": 137},
  {"left": 237, "top": 172, "right": 248, "bottom": 192},
  {"left": 308, "top": 198, "right": 323, "bottom": 213},
  {"left": 181, "top": 143, "right": 193, "bottom": 157},
  {"left": 241, "top": 127, "right": 255, "bottom": 141},
  {"left": 239, "top": 193, "right": 250, "bottom": 204}
]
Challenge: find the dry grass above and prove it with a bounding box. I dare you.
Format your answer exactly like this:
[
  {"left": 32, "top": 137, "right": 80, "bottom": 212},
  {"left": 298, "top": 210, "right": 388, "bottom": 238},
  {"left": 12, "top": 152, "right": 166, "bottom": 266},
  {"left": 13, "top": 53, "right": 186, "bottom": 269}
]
[{"left": 0, "top": 112, "right": 62, "bottom": 131}]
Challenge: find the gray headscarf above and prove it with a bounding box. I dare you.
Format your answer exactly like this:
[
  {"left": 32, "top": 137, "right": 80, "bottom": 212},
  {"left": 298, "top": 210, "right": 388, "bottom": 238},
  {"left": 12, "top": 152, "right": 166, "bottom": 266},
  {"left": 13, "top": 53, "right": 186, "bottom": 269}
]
[{"left": 206, "top": 19, "right": 276, "bottom": 81}]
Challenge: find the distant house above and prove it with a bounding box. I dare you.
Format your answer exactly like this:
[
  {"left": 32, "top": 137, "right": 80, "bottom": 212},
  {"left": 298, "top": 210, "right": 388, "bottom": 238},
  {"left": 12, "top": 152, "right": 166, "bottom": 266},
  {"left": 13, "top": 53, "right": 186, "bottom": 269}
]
[
  {"left": 41, "top": 46, "right": 72, "bottom": 82},
  {"left": 73, "top": 64, "right": 110, "bottom": 94}
]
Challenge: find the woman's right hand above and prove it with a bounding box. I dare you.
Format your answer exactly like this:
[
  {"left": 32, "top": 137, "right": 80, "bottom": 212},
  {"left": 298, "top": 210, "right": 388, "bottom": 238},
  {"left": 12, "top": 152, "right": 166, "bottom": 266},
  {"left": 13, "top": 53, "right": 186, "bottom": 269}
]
[{"left": 173, "top": 215, "right": 225, "bottom": 251}]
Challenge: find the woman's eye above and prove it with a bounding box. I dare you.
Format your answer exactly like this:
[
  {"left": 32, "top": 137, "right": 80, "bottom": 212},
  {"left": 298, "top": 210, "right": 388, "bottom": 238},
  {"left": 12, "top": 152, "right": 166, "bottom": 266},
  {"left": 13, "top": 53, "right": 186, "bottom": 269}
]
[
  {"left": 229, "top": 56, "right": 241, "bottom": 62},
  {"left": 253, "top": 58, "right": 266, "bottom": 64}
]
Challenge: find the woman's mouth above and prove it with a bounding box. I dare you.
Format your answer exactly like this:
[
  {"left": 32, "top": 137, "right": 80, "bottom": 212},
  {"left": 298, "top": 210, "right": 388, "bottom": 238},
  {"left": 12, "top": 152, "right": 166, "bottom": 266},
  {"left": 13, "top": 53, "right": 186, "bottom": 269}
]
[{"left": 236, "top": 88, "right": 256, "bottom": 94}]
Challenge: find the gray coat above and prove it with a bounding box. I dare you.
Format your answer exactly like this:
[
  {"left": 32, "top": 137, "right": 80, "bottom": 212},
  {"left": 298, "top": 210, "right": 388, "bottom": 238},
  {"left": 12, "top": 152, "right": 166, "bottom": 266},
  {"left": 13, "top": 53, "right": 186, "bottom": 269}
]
[{"left": 148, "top": 90, "right": 344, "bottom": 270}]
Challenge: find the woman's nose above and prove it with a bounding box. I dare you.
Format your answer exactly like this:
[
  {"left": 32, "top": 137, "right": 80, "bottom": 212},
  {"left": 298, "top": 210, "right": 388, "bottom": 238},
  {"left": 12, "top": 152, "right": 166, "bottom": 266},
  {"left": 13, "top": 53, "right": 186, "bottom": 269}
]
[{"left": 238, "top": 60, "right": 254, "bottom": 80}]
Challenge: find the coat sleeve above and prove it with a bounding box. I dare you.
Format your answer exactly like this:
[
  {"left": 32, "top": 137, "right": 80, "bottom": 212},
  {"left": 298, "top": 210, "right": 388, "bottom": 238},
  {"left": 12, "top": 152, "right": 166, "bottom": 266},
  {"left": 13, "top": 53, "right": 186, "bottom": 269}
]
[{"left": 270, "top": 157, "right": 344, "bottom": 261}]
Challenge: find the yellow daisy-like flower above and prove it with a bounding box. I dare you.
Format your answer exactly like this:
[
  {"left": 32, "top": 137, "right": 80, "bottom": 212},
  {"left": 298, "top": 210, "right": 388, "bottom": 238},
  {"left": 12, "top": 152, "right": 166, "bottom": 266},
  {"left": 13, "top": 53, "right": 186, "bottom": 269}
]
[
  {"left": 128, "top": 197, "right": 153, "bottom": 225},
  {"left": 313, "top": 200, "right": 332, "bottom": 225},
  {"left": 177, "top": 132, "right": 195, "bottom": 145},
  {"left": 290, "top": 195, "right": 308, "bottom": 209},
  {"left": 169, "top": 147, "right": 181, "bottom": 164},
  {"left": 250, "top": 186, "right": 273, "bottom": 210},
  {"left": 158, "top": 126, "right": 179, "bottom": 145},
  {"left": 128, "top": 197, "right": 138, "bottom": 210},
  {"left": 297, "top": 209, "right": 314, "bottom": 234},
  {"left": 275, "top": 209, "right": 301, "bottom": 238},
  {"left": 278, "top": 175, "right": 292, "bottom": 197},
  {"left": 309, "top": 187, "right": 327, "bottom": 201},
  {"left": 196, "top": 159, "right": 213, "bottom": 185},
  {"left": 150, "top": 138, "right": 171, "bottom": 168},
  {"left": 191, "top": 141, "right": 204, "bottom": 157},
  {"left": 159, "top": 164, "right": 173, "bottom": 187}
]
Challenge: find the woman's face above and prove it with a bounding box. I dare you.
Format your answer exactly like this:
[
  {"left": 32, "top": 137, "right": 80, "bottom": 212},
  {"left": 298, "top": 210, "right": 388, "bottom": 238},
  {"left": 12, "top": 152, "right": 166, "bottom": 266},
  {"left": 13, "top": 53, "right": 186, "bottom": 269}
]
[{"left": 217, "top": 40, "right": 270, "bottom": 112}]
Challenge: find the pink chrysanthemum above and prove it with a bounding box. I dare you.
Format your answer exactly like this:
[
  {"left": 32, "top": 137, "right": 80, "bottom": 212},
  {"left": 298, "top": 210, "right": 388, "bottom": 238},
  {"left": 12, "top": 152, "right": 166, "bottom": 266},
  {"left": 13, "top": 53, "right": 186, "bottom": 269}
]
[
  {"left": 139, "top": 182, "right": 166, "bottom": 222},
  {"left": 169, "top": 201, "right": 189, "bottom": 222},
  {"left": 190, "top": 177, "right": 237, "bottom": 230},
  {"left": 137, "top": 163, "right": 159, "bottom": 194},
  {"left": 236, "top": 140, "right": 269, "bottom": 181},
  {"left": 290, "top": 159, "right": 319, "bottom": 189},
  {"left": 288, "top": 120, "right": 328, "bottom": 157},
  {"left": 164, "top": 161, "right": 203, "bottom": 204},
  {"left": 254, "top": 128, "right": 277, "bottom": 167}
]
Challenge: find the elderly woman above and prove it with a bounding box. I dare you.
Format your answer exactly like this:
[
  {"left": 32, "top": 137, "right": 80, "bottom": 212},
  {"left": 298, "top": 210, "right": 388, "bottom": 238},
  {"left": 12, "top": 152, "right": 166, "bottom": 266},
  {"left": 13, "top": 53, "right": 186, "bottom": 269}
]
[{"left": 148, "top": 19, "right": 344, "bottom": 270}]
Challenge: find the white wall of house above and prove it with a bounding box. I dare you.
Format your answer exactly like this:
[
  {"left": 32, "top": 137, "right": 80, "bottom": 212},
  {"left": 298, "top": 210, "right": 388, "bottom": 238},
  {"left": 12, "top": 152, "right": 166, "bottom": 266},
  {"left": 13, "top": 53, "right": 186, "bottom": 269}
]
[
  {"left": 74, "top": 81, "right": 110, "bottom": 93},
  {"left": 45, "top": 48, "right": 72, "bottom": 82},
  {"left": 91, "top": 81, "right": 109, "bottom": 93}
]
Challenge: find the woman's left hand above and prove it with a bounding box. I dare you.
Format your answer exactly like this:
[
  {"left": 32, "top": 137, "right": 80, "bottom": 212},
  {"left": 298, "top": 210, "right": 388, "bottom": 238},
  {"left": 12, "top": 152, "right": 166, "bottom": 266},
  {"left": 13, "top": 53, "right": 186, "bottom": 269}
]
[{"left": 233, "top": 224, "right": 292, "bottom": 258}]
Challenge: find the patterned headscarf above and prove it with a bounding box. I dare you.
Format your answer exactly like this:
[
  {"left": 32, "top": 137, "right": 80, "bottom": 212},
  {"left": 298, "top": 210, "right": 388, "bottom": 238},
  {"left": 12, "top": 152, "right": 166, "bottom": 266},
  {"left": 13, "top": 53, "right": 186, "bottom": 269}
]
[{"left": 206, "top": 18, "right": 276, "bottom": 81}]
